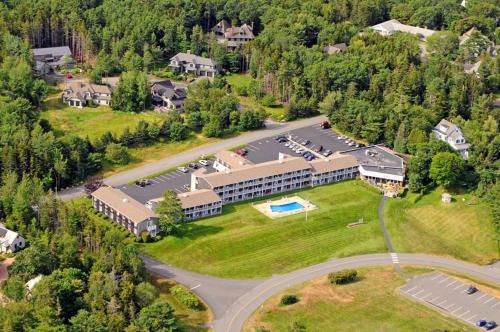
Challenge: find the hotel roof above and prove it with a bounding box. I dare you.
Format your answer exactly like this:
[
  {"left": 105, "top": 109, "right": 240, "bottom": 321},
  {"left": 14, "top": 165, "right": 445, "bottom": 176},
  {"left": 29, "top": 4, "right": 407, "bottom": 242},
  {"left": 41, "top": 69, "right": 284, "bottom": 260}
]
[
  {"left": 177, "top": 189, "right": 222, "bottom": 209},
  {"left": 197, "top": 155, "right": 311, "bottom": 188},
  {"left": 309, "top": 153, "right": 359, "bottom": 174},
  {"left": 215, "top": 150, "right": 254, "bottom": 169},
  {"left": 92, "top": 187, "right": 157, "bottom": 224}
]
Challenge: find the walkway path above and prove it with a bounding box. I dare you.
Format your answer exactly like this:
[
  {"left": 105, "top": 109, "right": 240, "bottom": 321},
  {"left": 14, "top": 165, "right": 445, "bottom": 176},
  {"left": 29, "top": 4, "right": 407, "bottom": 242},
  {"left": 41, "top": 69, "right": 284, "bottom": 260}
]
[
  {"left": 143, "top": 253, "right": 500, "bottom": 332},
  {"left": 59, "top": 115, "right": 327, "bottom": 200}
]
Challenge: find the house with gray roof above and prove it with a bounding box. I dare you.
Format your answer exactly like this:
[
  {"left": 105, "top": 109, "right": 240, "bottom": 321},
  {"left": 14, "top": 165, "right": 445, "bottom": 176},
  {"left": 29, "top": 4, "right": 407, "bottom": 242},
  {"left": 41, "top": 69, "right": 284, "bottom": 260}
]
[
  {"left": 323, "top": 43, "right": 347, "bottom": 55},
  {"left": 432, "top": 119, "right": 470, "bottom": 159},
  {"left": 62, "top": 82, "right": 112, "bottom": 108},
  {"left": 151, "top": 80, "right": 187, "bottom": 111},
  {"left": 169, "top": 51, "right": 219, "bottom": 78},
  {"left": 31, "top": 46, "right": 75, "bottom": 73},
  {"left": 213, "top": 20, "right": 255, "bottom": 49}
]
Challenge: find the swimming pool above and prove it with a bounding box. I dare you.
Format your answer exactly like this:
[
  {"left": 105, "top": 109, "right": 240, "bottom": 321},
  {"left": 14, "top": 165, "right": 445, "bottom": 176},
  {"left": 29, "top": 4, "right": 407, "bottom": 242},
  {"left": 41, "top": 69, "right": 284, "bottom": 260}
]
[{"left": 270, "top": 201, "right": 304, "bottom": 213}]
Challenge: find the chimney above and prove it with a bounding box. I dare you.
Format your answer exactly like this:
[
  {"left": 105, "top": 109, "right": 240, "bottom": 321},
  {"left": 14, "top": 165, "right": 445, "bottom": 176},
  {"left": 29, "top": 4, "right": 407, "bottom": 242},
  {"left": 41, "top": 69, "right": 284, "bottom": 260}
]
[{"left": 251, "top": 21, "right": 254, "bottom": 30}]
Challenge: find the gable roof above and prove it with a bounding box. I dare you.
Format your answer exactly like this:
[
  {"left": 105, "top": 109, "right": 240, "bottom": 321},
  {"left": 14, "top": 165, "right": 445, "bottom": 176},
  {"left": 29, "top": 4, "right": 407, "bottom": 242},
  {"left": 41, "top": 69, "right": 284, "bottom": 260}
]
[
  {"left": 225, "top": 24, "right": 255, "bottom": 39},
  {"left": 214, "top": 150, "right": 254, "bottom": 169},
  {"left": 0, "top": 225, "right": 21, "bottom": 247},
  {"left": 152, "top": 80, "right": 186, "bottom": 100},
  {"left": 170, "top": 52, "right": 217, "bottom": 67},
  {"left": 309, "top": 153, "right": 358, "bottom": 174},
  {"left": 91, "top": 187, "right": 157, "bottom": 224},
  {"left": 31, "top": 46, "right": 72, "bottom": 57},
  {"left": 63, "top": 82, "right": 111, "bottom": 101},
  {"left": 324, "top": 43, "right": 347, "bottom": 54},
  {"left": 434, "top": 119, "right": 459, "bottom": 136},
  {"left": 371, "top": 19, "right": 435, "bottom": 39},
  {"left": 213, "top": 20, "right": 231, "bottom": 34},
  {"left": 177, "top": 189, "right": 221, "bottom": 209}
]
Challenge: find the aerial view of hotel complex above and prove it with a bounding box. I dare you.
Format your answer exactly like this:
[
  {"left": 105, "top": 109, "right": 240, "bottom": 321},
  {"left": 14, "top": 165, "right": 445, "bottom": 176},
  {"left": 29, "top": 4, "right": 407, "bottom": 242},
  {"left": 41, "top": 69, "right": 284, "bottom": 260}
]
[{"left": 0, "top": 0, "right": 498, "bottom": 331}]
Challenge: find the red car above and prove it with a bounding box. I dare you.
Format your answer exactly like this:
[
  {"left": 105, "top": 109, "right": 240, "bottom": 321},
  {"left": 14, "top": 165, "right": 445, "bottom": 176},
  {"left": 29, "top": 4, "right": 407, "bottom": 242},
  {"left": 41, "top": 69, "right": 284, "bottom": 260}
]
[
  {"left": 236, "top": 148, "right": 248, "bottom": 156},
  {"left": 66, "top": 74, "right": 73, "bottom": 79}
]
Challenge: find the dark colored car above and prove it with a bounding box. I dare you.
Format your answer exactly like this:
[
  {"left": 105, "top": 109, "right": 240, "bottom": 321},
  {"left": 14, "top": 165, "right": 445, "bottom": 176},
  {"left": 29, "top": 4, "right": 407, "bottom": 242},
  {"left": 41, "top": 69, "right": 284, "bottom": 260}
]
[
  {"left": 136, "top": 179, "right": 151, "bottom": 187},
  {"left": 477, "top": 320, "right": 487, "bottom": 327},
  {"left": 278, "top": 137, "right": 288, "bottom": 143},
  {"left": 466, "top": 285, "right": 478, "bottom": 295},
  {"left": 274, "top": 135, "right": 286, "bottom": 141},
  {"left": 321, "top": 121, "right": 331, "bottom": 129},
  {"left": 315, "top": 145, "right": 323, "bottom": 152},
  {"left": 189, "top": 162, "right": 199, "bottom": 169},
  {"left": 303, "top": 139, "right": 310, "bottom": 145},
  {"left": 485, "top": 321, "right": 497, "bottom": 330}
]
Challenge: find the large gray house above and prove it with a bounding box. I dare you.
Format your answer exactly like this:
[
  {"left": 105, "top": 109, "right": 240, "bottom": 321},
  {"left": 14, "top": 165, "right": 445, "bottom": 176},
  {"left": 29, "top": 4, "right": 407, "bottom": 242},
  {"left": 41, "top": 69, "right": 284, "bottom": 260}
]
[
  {"left": 151, "top": 80, "right": 187, "bottom": 111},
  {"left": 212, "top": 20, "right": 255, "bottom": 49},
  {"left": 62, "top": 82, "right": 112, "bottom": 108},
  {"left": 31, "top": 46, "right": 75, "bottom": 74},
  {"left": 169, "top": 51, "right": 219, "bottom": 78}
]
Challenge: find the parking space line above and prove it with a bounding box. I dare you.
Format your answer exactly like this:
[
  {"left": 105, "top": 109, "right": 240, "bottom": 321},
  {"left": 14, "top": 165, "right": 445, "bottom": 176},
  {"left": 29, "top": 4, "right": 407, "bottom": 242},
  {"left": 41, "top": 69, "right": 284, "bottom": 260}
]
[
  {"left": 492, "top": 301, "right": 500, "bottom": 308},
  {"left": 451, "top": 306, "right": 463, "bottom": 314},
  {"left": 458, "top": 310, "right": 470, "bottom": 318},
  {"left": 446, "top": 280, "right": 457, "bottom": 287},
  {"left": 438, "top": 277, "right": 450, "bottom": 284},
  {"left": 476, "top": 294, "right": 487, "bottom": 301},
  {"left": 403, "top": 286, "right": 417, "bottom": 294},
  {"left": 467, "top": 314, "right": 477, "bottom": 323},
  {"left": 437, "top": 300, "right": 447, "bottom": 306},
  {"left": 484, "top": 297, "right": 495, "bottom": 304},
  {"left": 453, "top": 283, "right": 465, "bottom": 290},
  {"left": 429, "top": 296, "right": 439, "bottom": 303},
  {"left": 446, "top": 303, "right": 456, "bottom": 310},
  {"left": 430, "top": 273, "right": 442, "bottom": 281},
  {"left": 412, "top": 289, "right": 425, "bottom": 297},
  {"left": 420, "top": 292, "right": 433, "bottom": 300},
  {"left": 174, "top": 188, "right": 182, "bottom": 193}
]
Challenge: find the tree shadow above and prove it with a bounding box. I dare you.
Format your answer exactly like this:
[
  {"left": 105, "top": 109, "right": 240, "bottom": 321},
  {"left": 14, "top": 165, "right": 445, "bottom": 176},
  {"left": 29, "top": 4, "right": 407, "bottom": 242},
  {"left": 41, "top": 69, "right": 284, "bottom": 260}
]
[{"left": 175, "top": 223, "right": 223, "bottom": 241}]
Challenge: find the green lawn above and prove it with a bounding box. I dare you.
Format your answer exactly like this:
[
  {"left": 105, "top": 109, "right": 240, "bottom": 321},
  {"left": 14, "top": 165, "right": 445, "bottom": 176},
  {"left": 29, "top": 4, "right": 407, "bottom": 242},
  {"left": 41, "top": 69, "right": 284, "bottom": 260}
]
[
  {"left": 139, "top": 180, "right": 385, "bottom": 278},
  {"left": 244, "top": 267, "right": 472, "bottom": 332},
  {"left": 226, "top": 73, "right": 288, "bottom": 121},
  {"left": 41, "top": 93, "right": 169, "bottom": 141},
  {"left": 385, "top": 189, "right": 498, "bottom": 265}
]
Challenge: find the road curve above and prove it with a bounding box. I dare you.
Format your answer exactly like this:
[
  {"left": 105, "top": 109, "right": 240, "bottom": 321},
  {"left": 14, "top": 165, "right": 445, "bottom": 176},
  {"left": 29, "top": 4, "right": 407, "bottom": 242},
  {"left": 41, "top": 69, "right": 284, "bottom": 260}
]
[
  {"left": 59, "top": 115, "right": 327, "bottom": 200},
  {"left": 140, "top": 252, "right": 500, "bottom": 332}
]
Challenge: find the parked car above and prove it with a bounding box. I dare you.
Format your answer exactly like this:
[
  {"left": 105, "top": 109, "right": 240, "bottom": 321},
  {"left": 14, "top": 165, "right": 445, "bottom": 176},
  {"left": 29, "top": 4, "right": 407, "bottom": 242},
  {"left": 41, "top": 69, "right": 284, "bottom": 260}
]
[
  {"left": 135, "top": 180, "right": 146, "bottom": 187},
  {"left": 189, "top": 162, "right": 199, "bottom": 169},
  {"left": 477, "top": 320, "right": 487, "bottom": 327},
  {"left": 303, "top": 139, "right": 310, "bottom": 145},
  {"left": 66, "top": 74, "right": 73, "bottom": 79},
  {"left": 466, "top": 285, "right": 478, "bottom": 295},
  {"left": 183, "top": 184, "right": 190, "bottom": 191},
  {"left": 284, "top": 142, "right": 291, "bottom": 147},
  {"left": 321, "top": 121, "right": 331, "bottom": 129},
  {"left": 348, "top": 142, "right": 355, "bottom": 146},
  {"left": 306, "top": 155, "right": 315, "bottom": 161},
  {"left": 236, "top": 148, "right": 248, "bottom": 156},
  {"left": 315, "top": 145, "right": 323, "bottom": 152},
  {"left": 278, "top": 137, "right": 288, "bottom": 143},
  {"left": 322, "top": 149, "right": 333, "bottom": 157},
  {"left": 337, "top": 135, "right": 345, "bottom": 140},
  {"left": 274, "top": 135, "right": 285, "bottom": 141},
  {"left": 178, "top": 166, "right": 189, "bottom": 173},
  {"left": 295, "top": 148, "right": 304, "bottom": 154},
  {"left": 485, "top": 321, "right": 497, "bottom": 330},
  {"left": 199, "top": 159, "right": 210, "bottom": 166},
  {"left": 289, "top": 144, "right": 296, "bottom": 149}
]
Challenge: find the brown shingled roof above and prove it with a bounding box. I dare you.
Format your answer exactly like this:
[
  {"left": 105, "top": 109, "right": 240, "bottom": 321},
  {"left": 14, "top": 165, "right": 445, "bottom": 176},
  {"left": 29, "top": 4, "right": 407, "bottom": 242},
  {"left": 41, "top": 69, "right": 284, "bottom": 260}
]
[
  {"left": 177, "top": 189, "right": 221, "bottom": 209},
  {"left": 309, "top": 154, "right": 359, "bottom": 174}
]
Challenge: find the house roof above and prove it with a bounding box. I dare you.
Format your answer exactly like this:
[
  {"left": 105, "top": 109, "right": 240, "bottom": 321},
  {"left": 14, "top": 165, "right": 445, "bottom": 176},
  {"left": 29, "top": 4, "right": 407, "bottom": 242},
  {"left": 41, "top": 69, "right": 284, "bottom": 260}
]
[
  {"left": 170, "top": 52, "right": 217, "bottom": 67},
  {"left": 31, "top": 46, "right": 72, "bottom": 57},
  {"left": 63, "top": 82, "right": 111, "bottom": 101},
  {"left": 26, "top": 275, "right": 43, "bottom": 291},
  {"left": 371, "top": 19, "right": 435, "bottom": 39},
  {"left": 344, "top": 145, "right": 404, "bottom": 170},
  {"left": 309, "top": 153, "right": 359, "bottom": 174},
  {"left": 434, "top": 119, "right": 458, "bottom": 136},
  {"left": 214, "top": 150, "right": 254, "bottom": 169},
  {"left": 323, "top": 43, "right": 347, "bottom": 54},
  {"left": 0, "top": 225, "right": 21, "bottom": 246},
  {"left": 213, "top": 20, "right": 231, "bottom": 34},
  {"left": 152, "top": 80, "right": 187, "bottom": 100},
  {"left": 225, "top": 24, "right": 255, "bottom": 39},
  {"left": 177, "top": 189, "right": 221, "bottom": 209},
  {"left": 91, "top": 187, "right": 157, "bottom": 224},
  {"left": 197, "top": 155, "right": 311, "bottom": 188}
]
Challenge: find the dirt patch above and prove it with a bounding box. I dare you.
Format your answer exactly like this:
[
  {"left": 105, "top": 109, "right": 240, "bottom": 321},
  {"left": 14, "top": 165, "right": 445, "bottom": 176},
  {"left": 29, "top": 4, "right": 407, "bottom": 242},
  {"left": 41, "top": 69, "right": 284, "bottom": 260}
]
[
  {"left": 297, "top": 276, "right": 355, "bottom": 305},
  {"left": 0, "top": 258, "right": 15, "bottom": 283}
]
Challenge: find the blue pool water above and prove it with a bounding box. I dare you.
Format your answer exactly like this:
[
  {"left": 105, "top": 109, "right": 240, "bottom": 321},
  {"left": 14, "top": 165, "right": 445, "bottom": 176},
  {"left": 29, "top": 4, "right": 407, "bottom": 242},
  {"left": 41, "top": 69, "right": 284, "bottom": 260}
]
[{"left": 270, "top": 202, "right": 304, "bottom": 213}]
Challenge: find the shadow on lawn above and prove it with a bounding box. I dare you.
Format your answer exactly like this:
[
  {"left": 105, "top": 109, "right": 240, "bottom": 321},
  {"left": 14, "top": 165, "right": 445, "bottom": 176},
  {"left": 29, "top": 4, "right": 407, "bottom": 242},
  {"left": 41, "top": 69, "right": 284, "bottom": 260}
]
[{"left": 176, "top": 223, "right": 223, "bottom": 240}]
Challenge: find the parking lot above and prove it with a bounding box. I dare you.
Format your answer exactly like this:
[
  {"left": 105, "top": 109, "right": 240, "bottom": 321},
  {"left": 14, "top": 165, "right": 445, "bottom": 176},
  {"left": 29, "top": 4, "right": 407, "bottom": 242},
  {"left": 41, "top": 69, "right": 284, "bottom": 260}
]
[
  {"left": 120, "top": 123, "right": 364, "bottom": 203},
  {"left": 400, "top": 272, "right": 500, "bottom": 329}
]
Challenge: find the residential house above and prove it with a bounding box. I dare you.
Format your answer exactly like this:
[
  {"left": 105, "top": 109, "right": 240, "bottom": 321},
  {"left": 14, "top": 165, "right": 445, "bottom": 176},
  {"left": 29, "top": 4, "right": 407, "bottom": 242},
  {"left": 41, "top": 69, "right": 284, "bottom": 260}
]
[
  {"left": 213, "top": 20, "right": 255, "bottom": 49},
  {"left": 323, "top": 43, "right": 347, "bottom": 55},
  {"left": 169, "top": 51, "right": 219, "bottom": 78},
  {"left": 62, "top": 82, "right": 112, "bottom": 108},
  {"left": 31, "top": 46, "right": 75, "bottom": 73},
  {"left": 91, "top": 187, "right": 159, "bottom": 237},
  {"left": 432, "top": 119, "right": 470, "bottom": 159},
  {"left": 0, "top": 224, "right": 25, "bottom": 253},
  {"left": 371, "top": 19, "right": 435, "bottom": 40},
  {"left": 151, "top": 80, "right": 187, "bottom": 111}
]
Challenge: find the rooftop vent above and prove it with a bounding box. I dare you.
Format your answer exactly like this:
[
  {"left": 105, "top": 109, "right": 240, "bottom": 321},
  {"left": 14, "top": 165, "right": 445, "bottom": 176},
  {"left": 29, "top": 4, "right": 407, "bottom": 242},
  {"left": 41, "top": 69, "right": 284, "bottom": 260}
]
[{"left": 122, "top": 198, "right": 128, "bottom": 203}]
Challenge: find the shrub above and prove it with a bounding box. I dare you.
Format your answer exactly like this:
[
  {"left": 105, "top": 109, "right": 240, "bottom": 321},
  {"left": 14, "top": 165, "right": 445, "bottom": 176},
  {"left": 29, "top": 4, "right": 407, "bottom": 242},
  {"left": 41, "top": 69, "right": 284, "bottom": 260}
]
[
  {"left": 105, "top": 143, "right": 131, "bottom": 165},
  {"left": 281, "top": 294, "right": 299, "bottom": 305},
  {"left": 170, "top": 284, "right": 201, "bottom": 310},
  {"left": 234, "top": 85, "right": 248, "bottom": 96},
  {"left": 328, "top": 269, "right": 358, "bottom": 285},
  {"left": 140, "top": 231, "right": 151, "bottom": 243},
  {"left": 261, "top": 94, "right": 276, "bottom": 107}
]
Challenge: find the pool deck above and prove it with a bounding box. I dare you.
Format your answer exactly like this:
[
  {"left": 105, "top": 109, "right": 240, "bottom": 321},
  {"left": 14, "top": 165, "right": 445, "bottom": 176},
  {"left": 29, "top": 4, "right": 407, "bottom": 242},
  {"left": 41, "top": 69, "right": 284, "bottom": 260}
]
[{"left": 253, "top": 196, "right": 317, "bottom": 219}]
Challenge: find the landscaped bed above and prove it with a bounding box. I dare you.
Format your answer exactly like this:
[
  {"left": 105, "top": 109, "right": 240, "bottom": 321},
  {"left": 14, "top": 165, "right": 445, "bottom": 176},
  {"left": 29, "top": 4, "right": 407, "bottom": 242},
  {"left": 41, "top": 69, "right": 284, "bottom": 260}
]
[
  {"left": 384, "top": 189, "right": 498, "bottom": 265},
  {"left": 244, "top": 267, "right": 472, "bottom": 332},
  {"left": 139, "top": 180, "right": 385, "bottom": 278}
]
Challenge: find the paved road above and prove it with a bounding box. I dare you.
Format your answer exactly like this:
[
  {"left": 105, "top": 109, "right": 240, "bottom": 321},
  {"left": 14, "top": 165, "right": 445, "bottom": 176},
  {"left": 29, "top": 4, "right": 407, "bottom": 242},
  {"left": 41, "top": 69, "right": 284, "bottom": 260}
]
[
  {"left": 59, "top": 115, "right": 327, "bottom": 200},
  {"left": 142, "top": 253, "right": 500, "bottom": 332}
]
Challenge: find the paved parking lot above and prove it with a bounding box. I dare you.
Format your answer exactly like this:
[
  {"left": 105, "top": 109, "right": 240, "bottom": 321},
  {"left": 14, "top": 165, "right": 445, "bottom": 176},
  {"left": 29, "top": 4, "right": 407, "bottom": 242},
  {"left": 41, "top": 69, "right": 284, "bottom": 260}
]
[
  {"left": 120, "top": 124, "right": 364, "bottom": 203},
  {"left": 400, "top": 271, "right": 500, "bottom": 329}
]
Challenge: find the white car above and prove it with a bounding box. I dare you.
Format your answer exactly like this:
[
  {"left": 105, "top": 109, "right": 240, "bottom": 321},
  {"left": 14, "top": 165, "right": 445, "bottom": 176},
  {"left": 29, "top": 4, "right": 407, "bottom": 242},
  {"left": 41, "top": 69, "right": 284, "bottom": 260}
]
[
  {"left": 289, "top": 144, "right": 296, "bottom": 149},
  {"left": 199, "top": 159, "right": 210, "bottom": 166},
  {"left": 284, "top": 142, "right": 291, "bottom": 147},
  {"left": 178, "top": 166, "right": 189, "bottom": 173},
  {"left": 296, "top": 148, "right": 304, "bottom": 154}
]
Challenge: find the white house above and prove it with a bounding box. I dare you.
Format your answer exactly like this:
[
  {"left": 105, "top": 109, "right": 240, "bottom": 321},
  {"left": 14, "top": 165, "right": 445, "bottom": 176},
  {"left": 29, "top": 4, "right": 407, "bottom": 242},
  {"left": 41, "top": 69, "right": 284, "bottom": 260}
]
[
  {"left": 169, "top": 51, "right": 219, "bottom": 78},
  {"left": 432, "top": 119, "right": 470, "bottom": 159},
  {"left": 62, "top": 82, "right": 112, "bottom": 108},
  {"left": 0, "top": 225, "right": 25, "bottom": 253},
  {"left": 371, "top": 19, "right": 436, "bottom": 40}
]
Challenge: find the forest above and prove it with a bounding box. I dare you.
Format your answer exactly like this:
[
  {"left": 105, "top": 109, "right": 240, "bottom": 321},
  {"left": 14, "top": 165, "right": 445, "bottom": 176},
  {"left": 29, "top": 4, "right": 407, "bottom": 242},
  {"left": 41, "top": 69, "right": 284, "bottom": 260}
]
[{"left": 0, "top": 0, "right": 498, "bottom": 330}]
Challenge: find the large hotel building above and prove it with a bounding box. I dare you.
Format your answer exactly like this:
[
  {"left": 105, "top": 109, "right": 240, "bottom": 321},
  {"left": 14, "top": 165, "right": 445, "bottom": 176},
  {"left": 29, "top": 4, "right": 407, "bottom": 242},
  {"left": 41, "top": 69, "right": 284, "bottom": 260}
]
[{"left": 91, "top": 146, "right": 404, "bottom": 238}]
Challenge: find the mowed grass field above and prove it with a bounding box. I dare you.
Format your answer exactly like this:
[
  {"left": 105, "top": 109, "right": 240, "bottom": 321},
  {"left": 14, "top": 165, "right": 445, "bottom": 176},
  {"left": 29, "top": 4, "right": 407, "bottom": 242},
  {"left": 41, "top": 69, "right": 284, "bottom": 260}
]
[
  {"left": 385, "top": 189, "right": 498, "bottom": 264},
  {"left": 244, "top": 267, "right": 472, "bottom": 332},
  {"left": 139, "top": 180, "right": 385, "bottom": 278}
]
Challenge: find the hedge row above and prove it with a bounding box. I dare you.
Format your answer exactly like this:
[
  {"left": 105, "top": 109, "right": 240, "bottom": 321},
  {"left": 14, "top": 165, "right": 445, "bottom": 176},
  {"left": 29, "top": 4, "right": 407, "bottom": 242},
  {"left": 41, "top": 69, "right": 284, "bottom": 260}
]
[{"left": 170, "top": 284, "right": 201, "bottom": 310}]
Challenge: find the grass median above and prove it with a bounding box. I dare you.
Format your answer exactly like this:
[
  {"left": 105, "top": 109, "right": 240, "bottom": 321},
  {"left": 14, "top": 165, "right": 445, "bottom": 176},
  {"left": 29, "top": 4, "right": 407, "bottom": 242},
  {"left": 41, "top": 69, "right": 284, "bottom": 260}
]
[{"left": 138, "top": 180, "right": 385, "bottom": 278}]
